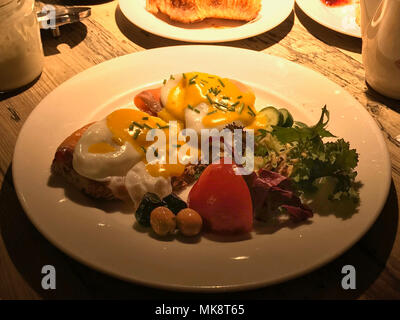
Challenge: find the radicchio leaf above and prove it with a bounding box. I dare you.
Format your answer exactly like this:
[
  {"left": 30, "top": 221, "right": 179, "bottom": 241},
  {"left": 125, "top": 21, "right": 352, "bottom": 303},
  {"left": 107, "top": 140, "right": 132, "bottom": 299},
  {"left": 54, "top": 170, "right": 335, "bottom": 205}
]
[{"left": 246, "top": 169, "right": 313, "bottom": 222}]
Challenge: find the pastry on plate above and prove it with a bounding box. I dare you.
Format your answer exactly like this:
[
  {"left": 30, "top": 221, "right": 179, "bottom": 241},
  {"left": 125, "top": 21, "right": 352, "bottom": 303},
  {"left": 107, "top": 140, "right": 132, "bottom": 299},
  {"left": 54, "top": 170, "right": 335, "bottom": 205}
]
[{"left": 146, "top": 0, "right": 262, "bottom": 23}]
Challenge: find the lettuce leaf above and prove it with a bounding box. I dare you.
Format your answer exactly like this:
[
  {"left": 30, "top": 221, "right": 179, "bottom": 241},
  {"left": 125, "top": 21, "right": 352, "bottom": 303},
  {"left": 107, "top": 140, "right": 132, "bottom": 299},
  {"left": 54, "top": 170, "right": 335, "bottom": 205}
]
[
  {"left": 271, "top": 106, "right": 359, "bottom": 201},
  {"left": 272, "top": 105, "right": 335, "bottom": 144}
]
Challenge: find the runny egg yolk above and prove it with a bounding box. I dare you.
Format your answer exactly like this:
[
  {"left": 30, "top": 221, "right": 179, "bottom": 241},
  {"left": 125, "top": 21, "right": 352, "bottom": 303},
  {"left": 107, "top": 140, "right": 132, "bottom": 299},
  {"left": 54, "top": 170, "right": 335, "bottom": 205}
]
[
  {"left": 165, "top": 72, "right": 257, "bottom": 128},
  {"left": 88, "top": 142, "right": 116, "bottom": 154},
  {"left": 88, "top": 108, "right": 186, "bottom": 178}
]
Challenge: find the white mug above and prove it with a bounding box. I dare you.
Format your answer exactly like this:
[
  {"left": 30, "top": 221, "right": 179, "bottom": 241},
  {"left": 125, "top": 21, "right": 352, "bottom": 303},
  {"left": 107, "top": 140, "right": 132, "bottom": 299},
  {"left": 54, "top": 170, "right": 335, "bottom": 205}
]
[{"left": 361, "top": 0, "right": 400, "bottom": 100}]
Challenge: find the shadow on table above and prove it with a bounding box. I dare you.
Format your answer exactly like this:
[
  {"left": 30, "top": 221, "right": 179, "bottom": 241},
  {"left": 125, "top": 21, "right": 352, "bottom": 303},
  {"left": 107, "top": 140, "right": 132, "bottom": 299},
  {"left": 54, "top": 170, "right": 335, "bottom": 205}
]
[
  {"left": 364, "top": 83, "right": 400, "bottom": 114},
  {"left": 295, "top": 3, "right": 362, "bottom": 54},
  {"left": 114, "top": 5, "right": 294, "bottom": 51},
  {"left": 0, "top": 163, "right": 398, "bottom": 299},
  {"left": 0, "top": 74, "right": 42, "bottom": 103},
  {"left": 40, "top": 22, "right": 88, "bottom": 56},
  {"left": 0, "top": 165, "right": 92, "bottom": 299}
]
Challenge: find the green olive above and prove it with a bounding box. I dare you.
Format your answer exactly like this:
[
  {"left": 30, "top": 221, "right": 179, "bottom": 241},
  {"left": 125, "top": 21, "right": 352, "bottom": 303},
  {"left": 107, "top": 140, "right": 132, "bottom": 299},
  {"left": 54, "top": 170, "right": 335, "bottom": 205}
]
[
  {"left": 176, "top": 208, "right": 203, "bottom": 236},
  {"left": 150, "top": 207, "right": 176, "bottom": 236}
]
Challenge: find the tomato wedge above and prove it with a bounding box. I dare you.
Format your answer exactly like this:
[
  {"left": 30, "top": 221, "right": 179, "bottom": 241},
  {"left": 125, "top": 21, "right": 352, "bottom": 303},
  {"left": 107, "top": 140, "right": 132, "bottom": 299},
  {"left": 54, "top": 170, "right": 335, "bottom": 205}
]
[{"left": 188, "top": 162, "right": 253, "bottom": 234}]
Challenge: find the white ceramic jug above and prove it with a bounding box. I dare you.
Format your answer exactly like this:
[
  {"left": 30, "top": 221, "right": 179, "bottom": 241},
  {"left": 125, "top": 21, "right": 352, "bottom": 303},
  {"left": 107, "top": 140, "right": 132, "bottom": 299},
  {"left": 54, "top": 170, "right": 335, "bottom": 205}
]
[{"left": 361, "top": 0, "right": 400, "bottom": 99}]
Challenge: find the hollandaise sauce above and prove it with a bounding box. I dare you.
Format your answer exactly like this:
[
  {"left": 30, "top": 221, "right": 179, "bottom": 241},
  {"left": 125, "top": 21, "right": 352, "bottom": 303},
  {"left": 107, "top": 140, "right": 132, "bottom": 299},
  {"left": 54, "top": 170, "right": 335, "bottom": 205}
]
[
  {"left": 87, "top": 108, "right": 186, "bottom": 178},
  {"left": 165, "top": 72, "right": 257, "bottom": 128}
]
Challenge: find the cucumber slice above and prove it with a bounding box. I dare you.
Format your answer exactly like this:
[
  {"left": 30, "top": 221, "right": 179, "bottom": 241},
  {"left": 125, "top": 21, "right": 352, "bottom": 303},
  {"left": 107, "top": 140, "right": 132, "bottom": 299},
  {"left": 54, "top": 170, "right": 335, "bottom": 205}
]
[
  {"left": 259, "top": 106, "right": 283, "bottom": 127},
  {"left": 279, "top": 108, "right": 294, "bottom": 127}
]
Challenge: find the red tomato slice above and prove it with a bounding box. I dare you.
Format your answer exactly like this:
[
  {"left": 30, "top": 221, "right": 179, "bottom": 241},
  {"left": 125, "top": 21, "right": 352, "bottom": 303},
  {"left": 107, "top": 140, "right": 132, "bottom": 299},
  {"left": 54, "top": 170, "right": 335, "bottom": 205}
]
[{"left": 188, "top": 162, "right": 253, "bottom": 234}]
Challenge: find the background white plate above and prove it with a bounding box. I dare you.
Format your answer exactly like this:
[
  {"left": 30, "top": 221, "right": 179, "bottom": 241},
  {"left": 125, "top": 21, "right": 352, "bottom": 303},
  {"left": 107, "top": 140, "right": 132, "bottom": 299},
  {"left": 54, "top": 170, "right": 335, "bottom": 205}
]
[
  {"left": 13, "top": 46, "right": 390, "bottom": 292},
  {"left": 119, "top": 0, "right": 294, "bottom": 43},
  {"left": 296, "top": 0, "right": 361, "bottom": 38}
]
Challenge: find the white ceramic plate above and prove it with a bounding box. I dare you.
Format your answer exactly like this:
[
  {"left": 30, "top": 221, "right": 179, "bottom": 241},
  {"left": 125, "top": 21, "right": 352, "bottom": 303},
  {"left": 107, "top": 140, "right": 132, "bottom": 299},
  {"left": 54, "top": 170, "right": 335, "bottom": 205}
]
[
  {"left": 296, "top": 0, "right": 361, "bottom": 38},
  {"left": 13, "top": 46, "right": 390, "bottom": 292},
  {"left": 119, "top": 0, "right": 294, "bottom": 43}
]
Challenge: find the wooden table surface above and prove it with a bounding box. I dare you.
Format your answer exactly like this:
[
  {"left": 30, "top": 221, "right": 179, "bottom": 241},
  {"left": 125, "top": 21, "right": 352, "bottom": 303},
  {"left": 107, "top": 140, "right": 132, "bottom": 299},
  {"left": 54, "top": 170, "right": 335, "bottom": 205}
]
[{"left": 1, "top": 0, "right": 399, "bottom": 300}]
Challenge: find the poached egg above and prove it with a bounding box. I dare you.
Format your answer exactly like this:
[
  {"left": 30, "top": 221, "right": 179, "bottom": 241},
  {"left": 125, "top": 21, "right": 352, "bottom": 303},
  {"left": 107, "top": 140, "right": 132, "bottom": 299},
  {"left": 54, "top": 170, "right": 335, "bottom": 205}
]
[
  {"left": 159, "top": 72, "right": 267, "bottom": 133},
  {"left": 73, "top": 108, "right": 186, "bottom": 181}
]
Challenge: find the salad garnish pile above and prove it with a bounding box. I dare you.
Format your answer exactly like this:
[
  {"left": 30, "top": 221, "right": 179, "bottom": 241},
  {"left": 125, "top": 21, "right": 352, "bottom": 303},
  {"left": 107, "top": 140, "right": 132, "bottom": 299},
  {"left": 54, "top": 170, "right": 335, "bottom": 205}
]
[
  {"left": 255, "top": 106, "right": 359, "bottom": 201},
  {"left": 135, "top": 105, "right": 360, "bottom": 238}
]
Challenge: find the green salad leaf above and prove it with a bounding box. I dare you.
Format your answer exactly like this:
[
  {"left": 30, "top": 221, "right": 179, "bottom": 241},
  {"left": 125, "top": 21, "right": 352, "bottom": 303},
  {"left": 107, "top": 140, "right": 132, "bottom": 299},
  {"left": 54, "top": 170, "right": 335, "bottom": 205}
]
[
  {"left": 272, "top": 105, "right": 335, "bottom": 143},
  {"left": 259, "top": 105, "right": 360, "bottom": 201},
  {"left": 286, "top": 137, "right": 359, "bottom": 199}
]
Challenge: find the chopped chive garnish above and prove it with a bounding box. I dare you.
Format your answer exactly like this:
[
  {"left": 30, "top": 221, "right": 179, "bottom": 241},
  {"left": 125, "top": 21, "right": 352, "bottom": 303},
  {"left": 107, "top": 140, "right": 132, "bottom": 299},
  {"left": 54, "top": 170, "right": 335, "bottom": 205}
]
[
  {"left": 132, "top": 121, "right": 144, "bottom": 129},
  {"left": 142, "top": 117, "right": 149, "bottom": 120},
  {"left": 215, "top": 101, "right": 228, "bottom": 108},
  {"left": 159, "top": 125, "right": 170, "bottom": 129},
  {"left": 141, "top": 146, "right": 146, "bottom": 153},
  {"left": 199, "top": 82, "right": 205, "bottom": 87},
  {"left": 218, "top": 79, "right": 225, "bottom": 87},
  {"left": 228, "top": 107, "right": 235, "bottom": 112},
  {"left": 238, "top": 103, "right": 245, "bottom": 114},
  {"left": 143, "top": 123, "right": 152, "bottom": 130},
  {"left": 247, "top": 111, "right": 256, "bottom": 117},
  {"left": 231, "top": 101, "right": 239, "bottom": 107},
  {"left": 156, "top": 123, "right": 162, "bottom": 128},
  {"left": 215, "top": 105, "right": 226, "bottom": 112},
  {"left": 247, "top": 105, "right": 256, "bottom": 116},
  {"left": 237, "top": 95, "right": 243, "bottom": 99},
  {"left": 129, "top": 123, "right": 134, "bottom": 131},
  {"left": 188, "top": 104, "right": 200, "bottom": 113},
  {"left": 173, "top": 144, "right": 181, "bottom": 148},
  {"left": 133, "top": 129, "right": 141, "bottom": 140},
  {"left": 189, "top": 75, "right": 198, "bottom": 84},
  {"left": 182, "top": 73, "right": 186, "bottom": 79},
  {"left": 207, "top": 110, "right": 218, "bottom": 115},
  {"left": 222, "top": 96, "right": 230, "bottom": 100},
  {"left": 206, "top": 94, "right": 213, "bottom": 104},
  {"left": 200, "top": 79, "right": 209, "bottom": 83}
]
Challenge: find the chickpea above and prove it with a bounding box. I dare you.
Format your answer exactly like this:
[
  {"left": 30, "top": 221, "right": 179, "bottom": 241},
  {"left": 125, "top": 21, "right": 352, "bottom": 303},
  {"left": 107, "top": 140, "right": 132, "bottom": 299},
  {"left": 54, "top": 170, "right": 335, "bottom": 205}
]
[
  {"left": 176, "top": 208, "right": 203, "bottom": 236},
  {"left": 150, "top": 207, "right": 176, "bottom": 236}
]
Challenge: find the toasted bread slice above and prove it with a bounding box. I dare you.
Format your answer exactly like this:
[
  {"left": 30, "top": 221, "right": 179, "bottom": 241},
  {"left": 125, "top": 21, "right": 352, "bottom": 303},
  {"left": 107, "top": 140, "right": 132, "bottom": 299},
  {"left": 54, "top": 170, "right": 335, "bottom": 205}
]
[
  {"left": 51, "top": 120, "right": 203, "bottom": 200},
  {"left": 51, "top": 124, "right": 118, "bottom": 200}
]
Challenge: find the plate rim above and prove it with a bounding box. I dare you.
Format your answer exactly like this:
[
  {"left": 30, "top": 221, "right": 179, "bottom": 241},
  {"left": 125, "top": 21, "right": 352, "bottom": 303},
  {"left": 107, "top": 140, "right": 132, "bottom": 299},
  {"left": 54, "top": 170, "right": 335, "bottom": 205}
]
[
  {"left": 118, "top": 0, "right": 295, "bottom": 43},
  {"left": 12, "top": 45, "right": 391, "bottom": 292},
  {"left": 296, "top": 0, "right": 362, "bottom": 38}
]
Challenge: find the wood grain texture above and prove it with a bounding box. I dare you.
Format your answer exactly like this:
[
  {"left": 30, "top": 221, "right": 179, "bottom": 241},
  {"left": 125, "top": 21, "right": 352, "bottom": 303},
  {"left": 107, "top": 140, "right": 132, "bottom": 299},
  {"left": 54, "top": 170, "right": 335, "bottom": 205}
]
[{"left": 0, "top": 0, "right": 399, "bottom": 299}]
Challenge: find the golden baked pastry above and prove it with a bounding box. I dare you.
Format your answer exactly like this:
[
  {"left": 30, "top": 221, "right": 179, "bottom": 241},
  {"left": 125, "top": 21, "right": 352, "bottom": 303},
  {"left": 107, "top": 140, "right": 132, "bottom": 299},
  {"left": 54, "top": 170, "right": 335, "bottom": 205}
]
[
  {"left": 146, "top": 0, "right": 261, "bottom": 23},
  {"left": 355, "top": 0, "right": 361, "bottom": 27}
]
